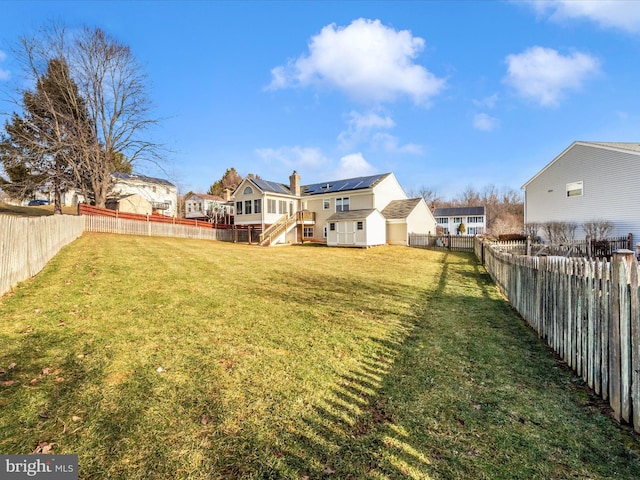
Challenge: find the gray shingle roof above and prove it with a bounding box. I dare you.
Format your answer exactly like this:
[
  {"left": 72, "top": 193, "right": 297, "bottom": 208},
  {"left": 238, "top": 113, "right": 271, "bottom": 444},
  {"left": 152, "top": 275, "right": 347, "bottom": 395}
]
[
  {"left": 381, "top": 198, "right": 421, "bottom": 220},
  {"left": 112, "top": 172, "right": 175, "bottom": 187},
  {"left": 585, "top": 142, "right": 640, "bottom": 153},
  {"left": 326, "top": 209, "right": 377, "bottom": 221},
  {"left": 433, "top": 206, "right": 485, "bottom": 217}
]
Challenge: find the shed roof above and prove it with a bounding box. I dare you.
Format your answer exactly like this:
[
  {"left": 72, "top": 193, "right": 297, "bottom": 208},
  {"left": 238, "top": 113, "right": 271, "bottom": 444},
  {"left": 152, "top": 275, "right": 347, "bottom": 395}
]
[
  {"left": 433, "top": 206, "right": 485, "bottom": 217},
  {"left": 326, "top": 209, "right": 377, "bottom": 221},
  {"left": 381, "top": 198, "right": 422, "bottom": 220}
]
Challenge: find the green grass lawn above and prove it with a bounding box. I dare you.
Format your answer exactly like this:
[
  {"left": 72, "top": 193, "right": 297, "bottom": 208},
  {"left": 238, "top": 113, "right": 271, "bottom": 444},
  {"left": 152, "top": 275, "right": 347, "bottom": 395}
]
[
  {"left": 0, "top": 202, "right": 78, "bottom": 217},
  {"left": 1, "top": 233, "right": 639, "bottom": 479}
]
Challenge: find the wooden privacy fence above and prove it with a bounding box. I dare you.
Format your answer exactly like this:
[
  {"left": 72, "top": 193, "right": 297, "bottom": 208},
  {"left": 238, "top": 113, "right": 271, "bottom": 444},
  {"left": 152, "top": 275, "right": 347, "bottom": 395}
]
[
  {"left": 84, "top": 215, "right": 235, "bottom": 242},
  {"left": 478, "top": 237, "right": 640, "bottom": 432},
  {"left": 0, "top": 215, "right": 84, "bottom": 297}
]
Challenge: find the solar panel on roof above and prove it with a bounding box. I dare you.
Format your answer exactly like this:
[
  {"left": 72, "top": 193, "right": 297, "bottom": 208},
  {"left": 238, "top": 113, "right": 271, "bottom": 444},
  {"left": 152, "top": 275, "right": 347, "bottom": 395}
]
[{"left": 303, "top": 174, "right": 386, "bottom": 195}]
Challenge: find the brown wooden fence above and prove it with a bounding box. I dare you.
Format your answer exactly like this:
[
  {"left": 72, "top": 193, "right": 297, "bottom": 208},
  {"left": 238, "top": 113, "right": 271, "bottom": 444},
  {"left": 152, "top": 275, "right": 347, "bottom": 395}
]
[
  {"left": 79, "top": 204, "right": 249, "bottom": 242},
  {"left": 0, "top": 215, "right": 84, "bottom": 297},
  {"left": 477, "top": 237, "right": 640, "bottom": 432}
]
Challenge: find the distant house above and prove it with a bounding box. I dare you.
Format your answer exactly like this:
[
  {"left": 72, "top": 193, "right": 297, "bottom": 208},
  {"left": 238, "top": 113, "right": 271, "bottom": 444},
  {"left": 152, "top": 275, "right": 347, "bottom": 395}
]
[
  {"left": 232, "top": 171, "right": 436, "bottom": 247},
  {"left": 433, "top": 206, "right": 486, "bottom": 235},
  {"left": 522, "top": 141, "right": 640, "bottom": 242},
  {"left": 111, "top": 173, "right": 178, "bottom": 217},
  {"left": 105, "top": 194, "right": 152, "bottom": 215},
  {"left": 184, "top": 193, "right": 234, "bottom": 223}
]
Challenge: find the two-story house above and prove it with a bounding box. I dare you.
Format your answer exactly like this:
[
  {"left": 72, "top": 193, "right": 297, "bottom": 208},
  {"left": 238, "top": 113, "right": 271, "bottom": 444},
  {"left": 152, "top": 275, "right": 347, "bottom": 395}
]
[
  {"left": 433, "top": 206, "right": 486, "bottom": 235},
  {"left": 110, "top": 173, "right": 178, "bottom": 217},
  {"left": 184, "top": 193, "right": 234, "bottom": 223},
  {"left": 232, "top": 171, "right": 436, "bottom": 247}
]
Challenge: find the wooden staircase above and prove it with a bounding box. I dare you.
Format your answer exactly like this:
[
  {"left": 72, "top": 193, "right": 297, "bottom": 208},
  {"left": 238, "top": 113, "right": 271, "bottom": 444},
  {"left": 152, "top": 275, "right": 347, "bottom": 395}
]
[{"left": 259, "top": 214, "right": 296, "bottom": 246}]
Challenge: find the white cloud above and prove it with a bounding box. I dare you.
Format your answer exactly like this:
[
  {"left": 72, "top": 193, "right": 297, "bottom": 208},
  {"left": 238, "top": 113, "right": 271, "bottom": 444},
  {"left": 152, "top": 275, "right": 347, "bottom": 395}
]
[
  {"left": 255, "top": 146, "right": 329, "bottom": 169},
  {"left": 503, "top": 46, "right": 600, "bottom": 107},
  {"left": 0, "top": 50, "right": 9, "bottom": 81},
  {"left": 335, "top": 153, "right": 377, "bottom": 178},
  {"left": 473, "top": 93, "right": 499, "bottom": 109},
  {"left": 338, "top": 110, "right": 395, "bottom": 149},
  {"left": 473, "top": 113, "right": 500, "bottom": 132},
  {"left": 525, "top": 0, "right": 640, "bottom": 34},
  {"left": 371, "top": 133, "right": 424, "bottom": 154},
  {"left": 337, "top": 109, "right": 423, "bottom": 154},
  {"left": 267, "top": 18, "right": 446, "bottom": 106}
]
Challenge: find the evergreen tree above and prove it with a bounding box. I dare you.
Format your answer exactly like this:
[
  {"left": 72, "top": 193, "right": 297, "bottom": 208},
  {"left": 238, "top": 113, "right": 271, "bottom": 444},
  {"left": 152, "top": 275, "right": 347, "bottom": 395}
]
[
  {"left": 0, "top": 58, "right": 90, "bottom": 213},
  {"left": 207, "top": 167, "right": 243, "bottom": 197}
]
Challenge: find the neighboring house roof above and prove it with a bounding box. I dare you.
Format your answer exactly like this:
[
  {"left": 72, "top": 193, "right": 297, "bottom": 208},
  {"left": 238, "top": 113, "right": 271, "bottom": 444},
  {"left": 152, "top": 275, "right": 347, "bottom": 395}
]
[
  {"left": 381, "top": 198, "right": 422, "bottom": 219},
  {"left": 302, "top": 173, "right": 390, "bottom": 196},
  {"left": 112, "top": 172, "right": 175, "bottom": 187},
  {"left": 326, "top": 209, "right": 377, "bottom": 221},
  {"left": 189, "top": 193, "right": 226, "bottom": 202},
  {"left": 522, "top": 141, "right": 640, "bottom": 189},
  {"left": 433, "top": 206, "right": 485, "bottom": 217}
]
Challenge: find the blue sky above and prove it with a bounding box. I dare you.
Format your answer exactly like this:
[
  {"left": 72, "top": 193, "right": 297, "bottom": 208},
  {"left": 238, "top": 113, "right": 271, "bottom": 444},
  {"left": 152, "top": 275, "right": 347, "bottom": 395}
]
[{"left": 1, "top": 0, "right": 639, "bottom": 198}]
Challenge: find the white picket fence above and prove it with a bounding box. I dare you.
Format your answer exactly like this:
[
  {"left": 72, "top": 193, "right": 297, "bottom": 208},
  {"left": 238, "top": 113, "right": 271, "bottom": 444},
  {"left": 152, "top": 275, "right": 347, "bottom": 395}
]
[{"left": 0, "top": 215, "right": 84, "bottom": 297}]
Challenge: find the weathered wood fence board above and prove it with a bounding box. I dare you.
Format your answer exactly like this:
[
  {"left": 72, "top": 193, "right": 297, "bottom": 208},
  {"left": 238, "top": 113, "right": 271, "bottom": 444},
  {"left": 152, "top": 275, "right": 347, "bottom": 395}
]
[
  {"left": 83, "top": 215, "right": 235, "bottom": 242},
  {"left": 477, "top": 237, "right": 640, "bottom": 432},
  {"left": 0, "top": 215, "right": 84, "bottom": 297}
]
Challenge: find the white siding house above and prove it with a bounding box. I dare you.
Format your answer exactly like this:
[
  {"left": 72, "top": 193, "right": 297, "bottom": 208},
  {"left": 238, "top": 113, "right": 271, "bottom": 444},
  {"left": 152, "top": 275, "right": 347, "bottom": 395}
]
[
  {"left": 110, "top": 173, "right": 178, "bottom": 217},
  {"left": 522, "top": 142, "right": 640, "bottom": 241},
  {"left": 232, "top": 171, "right": 433, "bottom": 247},
  {"left": 433, "top": 206, "right": 486, "bottom": 235}
]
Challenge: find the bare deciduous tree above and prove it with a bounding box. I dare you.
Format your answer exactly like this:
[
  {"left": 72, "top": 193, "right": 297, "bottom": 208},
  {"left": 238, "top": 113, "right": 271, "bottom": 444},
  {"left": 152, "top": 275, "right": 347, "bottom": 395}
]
[
  {"left": 583, "top": 219, "right": 613, "bottom": 241},
  {"left": 3, "top": 24, "right": 162, "bottom": 208}
]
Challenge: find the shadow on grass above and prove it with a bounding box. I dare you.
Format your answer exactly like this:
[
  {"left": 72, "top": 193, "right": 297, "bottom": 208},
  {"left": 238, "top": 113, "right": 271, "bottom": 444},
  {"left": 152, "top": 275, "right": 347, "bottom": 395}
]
[
  {"left": 269, "top": 251, "right": 640, "bottom": 479},
  {"left": 3, "top": 248, "right": 640, "bottom": 478}
]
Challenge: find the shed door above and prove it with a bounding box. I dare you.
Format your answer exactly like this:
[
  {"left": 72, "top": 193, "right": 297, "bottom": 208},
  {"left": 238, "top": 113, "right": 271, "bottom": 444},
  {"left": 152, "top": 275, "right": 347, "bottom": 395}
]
[{"left": 337, "top": 221, "right": 355, "bottom": 244}]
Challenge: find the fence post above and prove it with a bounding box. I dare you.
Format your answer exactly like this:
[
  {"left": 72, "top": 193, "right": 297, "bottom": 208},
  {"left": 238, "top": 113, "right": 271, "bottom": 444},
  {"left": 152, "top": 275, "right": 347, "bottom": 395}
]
[
  {"left": 610, "top": 249, "right": 634, "bottom": 423},
  {"left": 526, "top": 236, "right": 531, "bottom": 257},
  {"left": 628, "top": 233, "right": 634, "bottom": 251}
]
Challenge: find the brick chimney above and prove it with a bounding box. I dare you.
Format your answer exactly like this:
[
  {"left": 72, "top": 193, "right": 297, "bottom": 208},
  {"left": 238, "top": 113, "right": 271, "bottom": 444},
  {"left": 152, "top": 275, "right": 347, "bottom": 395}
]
[{"left": 289, "top": 170, "right": 300, "bottom": 196}]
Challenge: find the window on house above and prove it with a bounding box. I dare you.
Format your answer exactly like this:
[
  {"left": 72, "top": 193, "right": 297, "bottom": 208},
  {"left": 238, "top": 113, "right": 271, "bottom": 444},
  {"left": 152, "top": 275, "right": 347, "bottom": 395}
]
[
  {"left": 236, "top": 201, "right": 243, "bottom": 215},
  {"left": 187, "top": 206, "right": 191, "bottom": 213},
  {"left": 467, "top": 216, "right": 483, "bottom": 223},
  {"left": 323, "top": 198, "right": 330, "bottom": 210},
  {"left": 336, "top": 197, "right": 350, "bottom": 212},
  {"left": 279, "top": 200, "right": 287, "bottom": 215},
  {"left": 254, "top": 199, "right": 262, "bottom": 214},
  {"left": 453, "top": 217, "right": 462, "bottom": 223},
  {"left": 566, "top": 181, "right": 583, "bottom": 197},
  {"left": 330, "top": 223, "right": 336, "bottom": 231},
  {"left": 356, "top": 221, "right": 363, "bottom": 230},
  {"left": 267, "top": 199, "right": 276, "bottom": 214},
  {"left": 303, "top": 227, "right": 314, "bottom": 237},
  {"left": 437, "top": 218, "right": 448, "bottom": 224},
  {"left": 244, "top": 186, "right": 253, "bottom": 194},
  {"left": 244, "top": 200, "right": 252, "bottom": 215},
  {"left": 323, "top": 226, "right": 327, "bottom": 238}
]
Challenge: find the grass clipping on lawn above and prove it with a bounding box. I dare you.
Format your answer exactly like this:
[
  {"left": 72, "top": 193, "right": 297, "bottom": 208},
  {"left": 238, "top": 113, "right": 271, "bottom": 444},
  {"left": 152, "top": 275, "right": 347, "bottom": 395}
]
[{"left": 0, "top": 233, "right": 639, "bottom": 479}]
